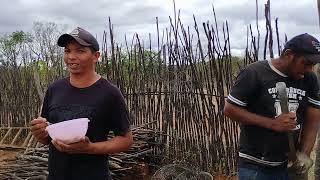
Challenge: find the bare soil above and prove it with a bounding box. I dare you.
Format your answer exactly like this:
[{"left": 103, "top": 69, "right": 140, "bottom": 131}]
[{"left": 0, "top": 147, "right": 315, "bottom": 180}]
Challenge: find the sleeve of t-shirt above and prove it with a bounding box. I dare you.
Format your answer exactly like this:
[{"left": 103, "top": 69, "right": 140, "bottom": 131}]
[
  {"left": 227, "top": 66, "right": 258, "bottom": 107},
  {"left": 306, "top": 73, "right": 320, "bottom": 109},
  {"left": 110, "top": 88, "right": 131, "bottom": 136},
  {"left": 40, "top": 88, "right": 53, "bottom": 142},
  {"left": 40, "top": 88, "right": 50, "bottom": 119}
]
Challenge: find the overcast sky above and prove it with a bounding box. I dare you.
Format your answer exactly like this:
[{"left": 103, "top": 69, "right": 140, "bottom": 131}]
[{"left": 1, "top": 0, "right": 319, "bottom": 57}]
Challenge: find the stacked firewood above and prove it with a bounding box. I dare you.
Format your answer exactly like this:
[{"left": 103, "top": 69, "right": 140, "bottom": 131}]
[{"left": 0, "top": 124, "right": 162, "bottom": 180}]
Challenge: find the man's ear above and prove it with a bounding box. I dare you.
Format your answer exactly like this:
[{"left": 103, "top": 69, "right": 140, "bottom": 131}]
[
  {"left": 93, "top": 51, "right": 100, "bottom": 63},
  {"left": 283, "top": 49, "right": 295, "bottom": 62}
]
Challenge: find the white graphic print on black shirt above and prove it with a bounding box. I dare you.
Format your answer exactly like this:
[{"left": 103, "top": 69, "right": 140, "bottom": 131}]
[{"left": 271, "top": 86, "right": 304, "bottom": 130}]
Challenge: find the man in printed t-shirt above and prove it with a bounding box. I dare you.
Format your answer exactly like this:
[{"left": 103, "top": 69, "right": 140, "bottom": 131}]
[{"left": 224, "top": 33, "right": 320, "bottom": 180}]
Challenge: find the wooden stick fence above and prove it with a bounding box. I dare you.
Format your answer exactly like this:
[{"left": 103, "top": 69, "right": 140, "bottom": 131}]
[{"left": 0, "top": 1, "right": 282, "bottom": 176}]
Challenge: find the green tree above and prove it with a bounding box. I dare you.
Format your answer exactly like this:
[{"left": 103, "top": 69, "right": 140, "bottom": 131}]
[{"left": 0, "top": 31, "right": 30, "bottom": 67}]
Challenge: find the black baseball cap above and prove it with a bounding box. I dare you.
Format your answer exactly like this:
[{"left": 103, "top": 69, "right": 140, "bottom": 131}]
[
  {"left": 57, "top": 27, "right": 99, "bottom": 51},
  {"left": 284, "top": 33, "right": 320, "bottom": 64}
]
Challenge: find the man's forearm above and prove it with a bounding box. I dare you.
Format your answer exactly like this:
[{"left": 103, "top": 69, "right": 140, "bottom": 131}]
[
  {"left": 88, "top": 131, "right": 133, "bottom": 154},
  {"left": 300, "top": 107, "right": 320, "bottom": 156},
  {"left": 224, "top": 101, "right": 273, "bottom": 128},
  {"left": 38, "top": 137, "right": 50, "bottom": 145}
]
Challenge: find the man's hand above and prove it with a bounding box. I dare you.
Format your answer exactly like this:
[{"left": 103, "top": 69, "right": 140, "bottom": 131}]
[
  {"left": 288, "top": 151, "right": 313, "bottom": 180},
  {"left": 30, "top": 117, "right": 49, "bottom": 145},
  {"left": 52, "top": 136, "right": 92, "bottom": 154},
  {"left": 294, "top": 152, "right": 313, "bottom": 174},
  {"left": 224, "top": 101, "right": 297, "bottom": 131},
  {"left": 269, "top": 112, "right": 297, "bottom": 132}
]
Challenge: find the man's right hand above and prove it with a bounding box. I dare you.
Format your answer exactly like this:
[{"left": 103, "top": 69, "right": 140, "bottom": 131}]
[
  {"left": 269, "top": 112, "right": 297, "bottom": 132},
  {"left": 30, "top": 117, "right": 49, "bottom": 145}
]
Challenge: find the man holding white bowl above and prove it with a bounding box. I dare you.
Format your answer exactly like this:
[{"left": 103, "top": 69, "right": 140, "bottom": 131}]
[{"left": 30, "top": 27, "right": 133, "bottom": 180}]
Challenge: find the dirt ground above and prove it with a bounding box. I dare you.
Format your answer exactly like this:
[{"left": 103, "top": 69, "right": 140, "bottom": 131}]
[
  {"left": 0, "top": 150, "right": 237, "bottom": 179},
  {"left": 0, "top": 149, "right": 316, "bottom": 180}
]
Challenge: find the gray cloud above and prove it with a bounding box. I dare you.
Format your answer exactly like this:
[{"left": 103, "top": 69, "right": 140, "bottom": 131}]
[{"left": 0, "top": 0, "right": 319, "bottom": 57}]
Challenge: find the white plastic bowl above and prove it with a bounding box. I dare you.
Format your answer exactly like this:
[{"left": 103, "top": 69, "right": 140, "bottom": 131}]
[{"left": 46, "top": 118, "right": 90, "bottom": 144}]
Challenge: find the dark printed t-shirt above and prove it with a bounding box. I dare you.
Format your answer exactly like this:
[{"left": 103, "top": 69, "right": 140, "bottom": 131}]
[
  {"left": 227, "top": 60, "right": 320, "bottom": 166},
  {"left": 41, "top": 77, "right": 130, "bottom": 180}
]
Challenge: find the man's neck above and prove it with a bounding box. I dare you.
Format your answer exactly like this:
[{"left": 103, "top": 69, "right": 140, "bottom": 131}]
[
  {"left": 69, "top": 71, "right": 101, "bottom": 88},
  {"left": 270, "top": 57, "right": 288, "bottom": 75}
]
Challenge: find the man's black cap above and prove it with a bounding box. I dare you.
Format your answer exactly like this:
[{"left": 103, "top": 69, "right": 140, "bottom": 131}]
[
  {"left": 284, "top": 33, "right": 320, "bottom": 64},
  {"left": 57, "top": 27, "right": 99, "bottom": 51}
]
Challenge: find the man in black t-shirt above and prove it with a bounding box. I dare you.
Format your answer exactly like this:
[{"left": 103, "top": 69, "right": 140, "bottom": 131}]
[
  {"left": 30, "top": 27, "right": 133, "bottom": 180},
  {"left": 224, "top": 33, "right": 320, "bottom": 180}
]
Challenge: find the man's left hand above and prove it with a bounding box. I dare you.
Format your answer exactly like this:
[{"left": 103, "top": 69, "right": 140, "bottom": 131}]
[
  {"left": 52, "top": 136, "right": 92, "bottom": 154},
  {"left": 289, "top": 151, "right": 313, "bottom": 175}
]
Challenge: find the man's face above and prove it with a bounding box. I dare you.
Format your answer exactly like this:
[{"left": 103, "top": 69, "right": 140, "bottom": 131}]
[
  {"left": 287, "top": 55, "right": 315, "bottom": 80},
  {"left": 63, "top": 40, "right": 99, "bottom": 75}
]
